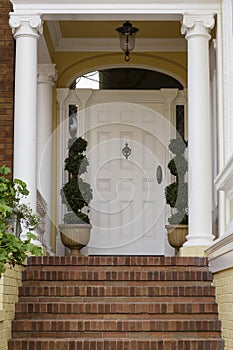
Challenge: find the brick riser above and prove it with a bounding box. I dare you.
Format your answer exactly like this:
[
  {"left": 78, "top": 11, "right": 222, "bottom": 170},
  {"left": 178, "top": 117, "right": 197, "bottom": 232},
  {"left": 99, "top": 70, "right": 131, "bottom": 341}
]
[{"left": 8, "top": 256, "right": 224, "bottom": 350}]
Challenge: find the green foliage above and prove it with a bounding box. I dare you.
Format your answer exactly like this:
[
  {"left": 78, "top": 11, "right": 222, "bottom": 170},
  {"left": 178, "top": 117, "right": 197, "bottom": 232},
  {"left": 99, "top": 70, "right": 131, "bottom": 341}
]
[
  {"left": 165, "top": 182, "right": 188, "bottom": 210},
  {"left": 165, "top": 137, "right": 188, "bottom": 225},
  {"left": 61, "top": 137, "right": 93, "bottom": 224},
  {"left": 165, "top": 182, "right": 178, "bottom": 208},
  {"left": 64, "top": 212, "right": 90, "bottom": 224},
  {"left": 65, "top": 155, "right": 89, "bottom": 176},
  {"left": 68, "top": 137, "right": 88, "bottom": 155},
  {"left": 168, "top": 138, "right": 188, "bottom": 155},
  {"left": 0, "top": 165, "right": 42, "bottom": 276},
  {"left": 61, "top": 178, "right": 92, "bottom": 214},
  {"left": 0, "top": 231, "right": 42, "bottom": 274},
  {"left": 168, "top": 211, "right": 188, "bottom": 225},
  {"left": 168, "top": 155, "right": 188, "bottom": 178}
]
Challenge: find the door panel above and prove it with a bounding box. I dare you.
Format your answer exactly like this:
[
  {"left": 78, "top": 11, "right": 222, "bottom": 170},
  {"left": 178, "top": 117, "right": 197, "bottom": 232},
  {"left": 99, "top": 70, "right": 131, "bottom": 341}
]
[{"left": 81, "top": 101, "right": 171, "bottom": 255}]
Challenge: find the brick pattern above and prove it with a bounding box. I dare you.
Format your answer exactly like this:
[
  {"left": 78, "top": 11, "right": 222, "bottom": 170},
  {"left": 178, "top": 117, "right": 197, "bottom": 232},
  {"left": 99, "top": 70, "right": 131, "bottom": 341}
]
[
  {"left": 9, "top": 338, "right": 224, "bottom": 350},
  {"left": 18, "top": 284, "right": 216, "bottom": 297},
  {"left": 12, "top": 318, "right": 222, "bottom": 333},
  {"left": 23, "top": 268, "right": 213, "bottom": 282},
  {"left": 0, "top": 0, "right": 14, "bottom": 170},
  {"left": 15, "top": 301, "right": 218, "bottom": 316},
  {"left": 214, "top": 268, "right": 233, "bottom": 350},
  {"left": 8, "top": 256, "right": 224, "bottom": 350},
  {"left": 0, "top": 265, "right": 23, "bottom": 350},
  {"left": 27, "top": 255, "right": 209, "bottom": 266}
]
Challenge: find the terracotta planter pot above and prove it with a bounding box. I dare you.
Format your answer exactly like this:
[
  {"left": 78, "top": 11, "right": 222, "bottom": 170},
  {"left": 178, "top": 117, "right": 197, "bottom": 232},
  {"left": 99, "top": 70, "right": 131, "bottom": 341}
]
[
  {"left": 165, "top": 224, "right": 188, "bottom": 250},
  {"left": 59, "top": 224, "right": 92, "bottom": 256}
]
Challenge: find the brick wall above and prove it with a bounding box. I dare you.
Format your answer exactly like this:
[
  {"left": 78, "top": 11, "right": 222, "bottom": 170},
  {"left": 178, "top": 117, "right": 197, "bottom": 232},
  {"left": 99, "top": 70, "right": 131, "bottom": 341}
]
[
  {"left": 214, "top": 268, "right": 233, "bottom": 350},
  {"left": 0, "top": 265, "right": 24, "bottom": 350},
  {"left": 0, "top": 0, "right": 14, "bottom": 170}
]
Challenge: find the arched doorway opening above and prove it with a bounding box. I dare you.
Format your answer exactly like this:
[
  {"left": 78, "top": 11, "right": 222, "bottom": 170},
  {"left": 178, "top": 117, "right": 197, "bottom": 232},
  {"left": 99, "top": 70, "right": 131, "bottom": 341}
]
[
  {"left": 70, "top": 67, "right": 184, "bottom": 90},
  {"left": 57, "top": 68, "right": 187, "bottom": 255}
]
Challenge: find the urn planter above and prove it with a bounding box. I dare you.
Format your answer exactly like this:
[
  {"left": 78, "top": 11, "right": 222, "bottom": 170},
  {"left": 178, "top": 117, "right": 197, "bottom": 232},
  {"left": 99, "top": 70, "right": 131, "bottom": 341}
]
[
  {"left": 59, "top": 224, "right": 92, "bottom": 256},
  {"left": 165, "top": 224, "right": 188, "bottom": 251}
]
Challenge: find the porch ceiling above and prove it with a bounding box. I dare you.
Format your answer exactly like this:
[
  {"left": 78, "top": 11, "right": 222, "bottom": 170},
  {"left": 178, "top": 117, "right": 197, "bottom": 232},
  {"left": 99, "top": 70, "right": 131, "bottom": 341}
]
[
  {"left": 59, "top": 21, "right": 183, "bottom": 39},
  {"left": 45, "top": 19, "right": 186, "bottom": 53}
]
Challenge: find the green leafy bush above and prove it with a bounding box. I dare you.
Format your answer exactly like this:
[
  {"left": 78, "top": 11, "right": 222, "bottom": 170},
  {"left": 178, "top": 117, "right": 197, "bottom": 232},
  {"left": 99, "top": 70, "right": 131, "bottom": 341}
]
[
  {"left": 61, "top": 137, "right": 93, "bottom": 224},
  {"left": 165, "top": 137, "right": 188, "bottom": 225},
  {"left": 0, "top": 165, "right": 42, "bottom": 276}
]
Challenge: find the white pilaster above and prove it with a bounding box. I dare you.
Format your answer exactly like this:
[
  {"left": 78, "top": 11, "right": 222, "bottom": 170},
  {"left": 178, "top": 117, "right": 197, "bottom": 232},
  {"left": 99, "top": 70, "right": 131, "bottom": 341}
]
[
  {"left": 56, "top": 88, "right": 70, "bottom": 255},
  {"left": 181, "top": 14, "right": 215, "bottom": 246},
  {"left": 37, "top": 64, "right": 57, "bottom": 251},
  {"left": 9, "top": 15, "right": 43, "bottom": 241}
]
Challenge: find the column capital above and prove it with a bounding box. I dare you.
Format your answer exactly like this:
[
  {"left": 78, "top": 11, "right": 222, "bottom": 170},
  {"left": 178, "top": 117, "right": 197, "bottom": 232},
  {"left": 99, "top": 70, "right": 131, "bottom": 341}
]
[
  {"left": 9, "top": 14, "right": 43, "bottom": 39},
  {"left": 38, "top": 64, "right": 57, "bottom": 85},
  {"left": 181, "top": 13, "right": 215, "bottom": 40}
]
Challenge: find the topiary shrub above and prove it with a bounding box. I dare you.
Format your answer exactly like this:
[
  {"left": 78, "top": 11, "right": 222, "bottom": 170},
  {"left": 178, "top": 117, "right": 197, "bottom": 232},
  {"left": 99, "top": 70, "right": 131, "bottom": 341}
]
[
  {"left": 61, "top": 137, "right": 93, "bottom": 224},
  {"left": 165, "top": 137, "right": 188, "bottom": 225}
]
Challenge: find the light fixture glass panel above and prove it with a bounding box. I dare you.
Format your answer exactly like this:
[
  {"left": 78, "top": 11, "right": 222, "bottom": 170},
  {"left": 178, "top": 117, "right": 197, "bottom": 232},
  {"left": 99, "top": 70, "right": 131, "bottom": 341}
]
[{"left": 119, "top": 34, "right": 136, "bottom": 52}]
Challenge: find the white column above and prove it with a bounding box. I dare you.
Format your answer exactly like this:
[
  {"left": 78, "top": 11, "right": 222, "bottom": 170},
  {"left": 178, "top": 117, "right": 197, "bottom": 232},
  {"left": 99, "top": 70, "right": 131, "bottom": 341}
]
[
  {"left": 181, "top": 14, "right": 215, "bottom": 246},
  {"left": 37, "top": 64, "right": 57, "bottom": 252},
  {"left": 9, "top": 15, "right": 43, "bottom": 240}
]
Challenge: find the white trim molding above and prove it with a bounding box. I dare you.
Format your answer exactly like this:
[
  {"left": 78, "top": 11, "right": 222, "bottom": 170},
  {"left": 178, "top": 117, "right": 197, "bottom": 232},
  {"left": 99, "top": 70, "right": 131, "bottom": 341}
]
[
  {"left": 215, "top": 153, "right": 233, "bottom": 195},
  {"left": 207, "top": 90, "right": 233, "bottom": 271},
  {"left": 10, "top": 1, "right": 221, "bottom": 17},
  {"left": 206, "top": 233, "right": 233, "bottom": 272},
  {"left": 215, "top": 153, "right": 233, "bottom": 232}
]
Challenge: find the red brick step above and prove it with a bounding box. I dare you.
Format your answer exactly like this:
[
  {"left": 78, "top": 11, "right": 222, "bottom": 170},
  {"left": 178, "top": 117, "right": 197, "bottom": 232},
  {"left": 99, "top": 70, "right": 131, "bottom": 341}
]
[
  {"left": 26, "top": 256, "right": 209, "bottom": 266},
  {"left": 8, "top": 338, "right": 224, "bottom": 350},
  {"left": 12, "top": 318, "right": 221, "bottom": 334},
  {"left": 22, "top": 267, "right": 213, "bottom": 282},
  {"left": 15, "top": 301, "right": 218, "bottom": 317},
  {"left": 8, "top": 256, "right": 224, "bottom": 350}
]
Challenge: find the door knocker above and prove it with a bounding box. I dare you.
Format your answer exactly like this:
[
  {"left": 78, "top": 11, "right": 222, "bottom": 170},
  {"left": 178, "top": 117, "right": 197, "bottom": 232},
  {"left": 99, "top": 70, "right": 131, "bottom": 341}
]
[{"left": 122, "top": 142, "right": 131, "bottom": 160}]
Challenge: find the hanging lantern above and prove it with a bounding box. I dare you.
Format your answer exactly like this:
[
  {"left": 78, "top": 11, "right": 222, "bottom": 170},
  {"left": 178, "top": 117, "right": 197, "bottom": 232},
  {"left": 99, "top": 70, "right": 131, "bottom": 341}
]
[{"left": 116, "top": 21, "right": 139, "bottom": 61}]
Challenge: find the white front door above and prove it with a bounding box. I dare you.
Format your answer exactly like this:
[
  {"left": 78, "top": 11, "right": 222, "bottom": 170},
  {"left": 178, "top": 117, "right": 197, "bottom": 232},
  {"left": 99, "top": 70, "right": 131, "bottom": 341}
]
[{"left": 81, "top": 100, "right": 173, "bottom": 255}]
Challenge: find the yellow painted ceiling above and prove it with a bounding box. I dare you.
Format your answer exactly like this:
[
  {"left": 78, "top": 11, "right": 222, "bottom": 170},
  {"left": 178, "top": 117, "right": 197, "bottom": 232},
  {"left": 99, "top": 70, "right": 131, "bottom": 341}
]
[{"left": 59, "top": 21, "right": 183, "bottom": 39}]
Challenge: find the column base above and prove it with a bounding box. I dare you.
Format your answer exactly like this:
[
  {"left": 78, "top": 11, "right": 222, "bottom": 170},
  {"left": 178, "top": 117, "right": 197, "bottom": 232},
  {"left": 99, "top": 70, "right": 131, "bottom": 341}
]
[{"left": 178, "top": 246, "right": 207, "bottom": 257}]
